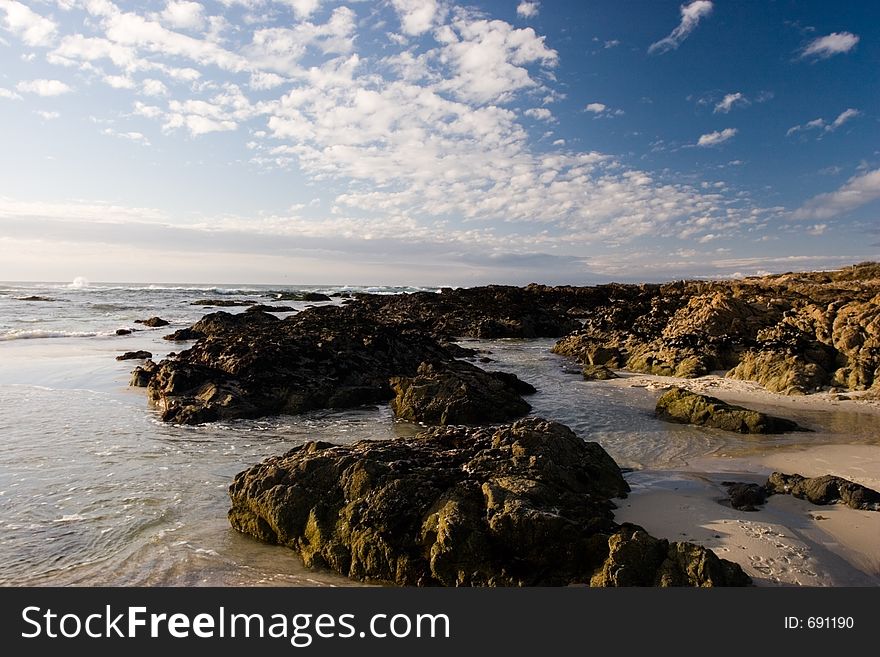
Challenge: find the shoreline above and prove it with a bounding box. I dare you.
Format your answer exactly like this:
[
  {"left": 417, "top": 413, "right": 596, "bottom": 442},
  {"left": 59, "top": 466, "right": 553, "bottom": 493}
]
[{"left": 605, "top": 370, "right": 880, "bottom": 586}]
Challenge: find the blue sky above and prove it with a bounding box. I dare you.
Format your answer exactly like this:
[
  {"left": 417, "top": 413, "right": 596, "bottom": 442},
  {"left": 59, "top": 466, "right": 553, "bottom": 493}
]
[{"left": 0, "top": 0, "right": 878, "bottom": 285}]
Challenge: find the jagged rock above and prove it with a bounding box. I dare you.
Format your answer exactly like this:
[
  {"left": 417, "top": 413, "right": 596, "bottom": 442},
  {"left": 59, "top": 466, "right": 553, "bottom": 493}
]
[
  {"left": 582, "top": 364, "right": 618, "bottom": 381},
  {"left": 655, "top": 387, "right": 804, "bottom": 434},
  {"left": 191, "top": 299, "right": 255, "bottom": 307},
  {"left": 116, "top": 350, "right": 153, "bottom": 361},
  {"left": 389, "top": 360, "right": 532, "bottom": 425},
  {"left": 765, "top": 472, "right": 880, "bottom": 511},
  {"left": 135, "top": 316, "right": 170, "bottom": 327},
  {"left": 163, "top": 310, "right": 279, "bottom": 341},
  {"left": 229, "top": 418, "right": 748, "bottom": 587},
  {"left": 246, "top": 304, "right": 297, "bottom": 313},
  {"left": 273, "top": 292, "right": 332, "bottom": 302},
  {"left": 723, "top": 482, "right": 767, "bottom": 511},
  {"left": 129, "top": 359, "right": 157, "bottom": 387},
  {"left": 590, "top": 525, "right": 752, "bottom": 587}
]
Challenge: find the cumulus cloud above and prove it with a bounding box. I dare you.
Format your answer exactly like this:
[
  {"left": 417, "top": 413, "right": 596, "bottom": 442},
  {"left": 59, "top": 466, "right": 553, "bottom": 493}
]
[
  {"left": 390, "top": 0, "right": 440, "bottom": 36},
  {"left": 0, "top": 0, "right": 57, "bottom": 46},
  {"left": 787, "top": 108, "right": 860, "bottom": 136},
  {"left": 0, "top": 87, "right": 23, "bottom": 100},
  {"left": 792, "top": 168, "right": 880, "bottom": 221},
  {"left": 585, "top": 102, "right": 623, "bottom": 118},
  {"left": 159, "top": 1, "right": 205, "bottom": 31},
  {"left": 35, "top": 110, "right": 60, "bottom": 120},
  {"left": 714, "top": 92, "right": 748, "bottom": 113},
  {"left": 799, "top": 32, "right": 859, "bottom": 59},
  {"left": 16, "top": 79, "right": 73, "bottom": 96},
  {"left": 697, "top": 127, "right": 737, "bottom": 147},
  {"left": 516, "top": 2, "right": 540, "bottom": 19},
  {"left": 648, "top": 1, "right": 713, "bottom": 55},
  {"left": 524, "top": 107, "right": 553, "bottom": 121},
  {"left": 141, "top": 78, "right": 168, "bottom": 96}
]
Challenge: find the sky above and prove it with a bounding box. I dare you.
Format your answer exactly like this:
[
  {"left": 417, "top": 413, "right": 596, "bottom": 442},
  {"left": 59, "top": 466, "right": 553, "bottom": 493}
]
[{"left": 0, "top": 0, "right": 878, "bottom": 285}]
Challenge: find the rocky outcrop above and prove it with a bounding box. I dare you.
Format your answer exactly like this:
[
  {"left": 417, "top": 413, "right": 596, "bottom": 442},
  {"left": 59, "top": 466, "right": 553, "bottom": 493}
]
[
  {"left": 146, "top": 307, "right": 456, "bottom": 424},
  {"left": 129, "top": 359, "right": 158, "bottom": 387},
  {"left": 389, "top": 360, "right": 533, "bottom": 425},
  {"left": 553, "top": 262, "right": 880, "bottom": 395},
  {"left": 655, "top": 387, "right": 804, "bottom": 434},
  {"left": 116, "top": 350, "right": 153, "bottom": 361},
  {"left": 135, "top": 317, "right": 170, "bottom": 327},
  {"left": 273, "top": 292, "right": 332, "bottom": 302},
  {"left": 723, "top": 482, "right": 768, "bottom": 511},
  {"left": 229, "top": 417, "right": 749, "bottom": 586},
  {"left": 766, "top": 472, "right": 880, "bottom": 511},
  {"left": 247, "top": 304, "right": 297, "bottom": 313}
]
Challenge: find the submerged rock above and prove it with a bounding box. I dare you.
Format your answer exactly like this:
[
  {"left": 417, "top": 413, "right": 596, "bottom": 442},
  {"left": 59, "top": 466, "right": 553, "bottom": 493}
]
[
  {"left": 389, "top": 360, "right": 533, "bottom": 425},
  {"left": 655, "top": 387, "right": 804, "bottom": 434},
  {"left": 115, "top": 328, "right": 132, "bottom": 336},
  {"left": 15, "top": 295, "right": 55, "bottom": 302},
  {"left": 229, "top": 418, "right": 749, "bottom": 587},
  {"left": 766, "top": 472, "right": 880, "bottom": 511},
  {"left": 116, "top": 350, "right": 153, "bottom": 361},
  {"left": 135, "top": 317, "right": 169, "bottom": 327}
]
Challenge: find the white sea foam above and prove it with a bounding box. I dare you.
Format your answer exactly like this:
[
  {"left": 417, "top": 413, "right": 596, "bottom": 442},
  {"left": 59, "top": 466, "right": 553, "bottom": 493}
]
[{"left": 0, "top": 329, "right": 101, "bottom": 341}]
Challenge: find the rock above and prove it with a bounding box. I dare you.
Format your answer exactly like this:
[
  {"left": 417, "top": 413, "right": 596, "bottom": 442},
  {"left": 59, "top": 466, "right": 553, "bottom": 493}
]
[
  {"left": 389, "top": 360, "right": 532, "bottom": 425},
  {"left": 655, "top": 387, "right": 805, "bottom": 433},
  {"left": 590, "top": 525, "right": 752, "bottom": 587},
  {"left": 302, "top": 292, "right": 332, "bottom": 302},
  {"left": 582, "top": 365, "right": 618, "bottom": 381},
  {"left": 191, "top": 299, "right": 255, "bottom": 307},
  {"left": 765, "top": 472, "right": 880, "bottom": 511},
  {"left": 115, "top": 328, "right": 132, "bottom": 336},
  {"left": 116, "top": 350, "right": 153, "bottom": 361},
  {"left": 135, "top": 317, "right": 170, "bottom": 327},
  {"left": 229, "top": 418, "right": 748, "bottom": 586},
  {"left": 129, "top": 360, "right": 158, "bottom": 387},
  {"left": 163, "top": 310, "right": 279, "bottom": 341},
  {"left": 246, "top": 304, "right": 297, "bottom": 313},
  {"left": 15, "top": 295, "right": 55, "bottom": 301},
  {"left": 272, "top": 292, "right": 332, "bottom": 302},
  {"left": 723, "top": 482, "right": 767, "bottom": 511}
]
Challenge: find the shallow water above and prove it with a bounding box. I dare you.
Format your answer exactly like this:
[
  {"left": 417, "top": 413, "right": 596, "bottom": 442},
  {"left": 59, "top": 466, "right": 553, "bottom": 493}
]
[{"left": 0, "top": 282, "right": 876, "bottom": 586}]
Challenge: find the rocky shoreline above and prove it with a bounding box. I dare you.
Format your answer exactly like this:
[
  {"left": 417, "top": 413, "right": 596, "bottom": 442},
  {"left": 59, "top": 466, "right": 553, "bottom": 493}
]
[{"left": 125, "top": 262, "right": 880, "bottom": 586}]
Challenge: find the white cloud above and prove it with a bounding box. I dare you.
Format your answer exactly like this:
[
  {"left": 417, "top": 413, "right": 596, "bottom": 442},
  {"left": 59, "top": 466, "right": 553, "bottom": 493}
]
[
  {"left": 390, "top": 0, "right": 440, "bottom": 36},
  {"left": 585, "top": 102, "right": 606, "bottom": 114},
  {"left": 0, "top": 87, "right": 23, "bottom": 100},
  {"left": 104, "top": 74, "right": 135, "bottom": 89},
  {"left": 516, "top": 2, "right": 540, "bottom": 19},
  {"left": 800, "top": 32, "right": 859, "bottom": 59},
  {"left": 792, "top": 168, "right": 880, "bottom": 221},
  {"left": 281, "top": 0, "right": 323, "bottom": 20},
  {"left": 696, "top": 127, "right": 737, "bottom": 147},
  {"left": 524, "top": 107, "right": 553, "bottom": 121},
  {"left": 141, "top": 78, "right": 168, "bottom": 96},
  {"left": 103, "top": 127, "right": 151, "bottom": 145},
  {"left": 807, "top": 223, "right": 827, "bottom": 235},
  {"left": 249, "top": 71, "right": 286, "bottom": 90},
  {"left": 787, "top": 108, "right": 860, "bottom": 136},
  {"left": 16, "top": 79, "right": 73, "bottom": 96},
  {"left": 160, "top": 1, "right": 205, "bottom": 31},
  {"left": 584, "top": 102, "right": 623, "bottom": 118},
  {"left": 0, "top": 1, "right": 58, "bottom": 47},
  {"left": 714, "top": 92, "right": 748, "bottom": 114},
  {"left": 35, "top": 110, "right": 60, "bottom": 120},
  {"left": 648, "top": 1, "right": 713, "bottom": 55},
  {"left": 603, "top": 39, "right": 619, "bottom": 49}
]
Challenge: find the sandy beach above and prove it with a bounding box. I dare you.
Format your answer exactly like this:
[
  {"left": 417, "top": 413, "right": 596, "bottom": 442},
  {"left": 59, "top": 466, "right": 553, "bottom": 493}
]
[{"left": 610, "top": 372, "right": 880, "bottom": 586}]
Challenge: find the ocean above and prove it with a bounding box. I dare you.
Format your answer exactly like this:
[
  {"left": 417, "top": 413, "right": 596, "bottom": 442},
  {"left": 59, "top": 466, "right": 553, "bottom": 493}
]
[{"left": 1, "top": 280, "right": 877, "bottom": 586}]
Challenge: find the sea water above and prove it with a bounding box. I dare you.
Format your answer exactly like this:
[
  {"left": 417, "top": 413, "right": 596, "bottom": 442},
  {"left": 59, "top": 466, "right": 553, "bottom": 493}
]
[{"left": 0, "top": 281, "right": 876, "bottom": 586}]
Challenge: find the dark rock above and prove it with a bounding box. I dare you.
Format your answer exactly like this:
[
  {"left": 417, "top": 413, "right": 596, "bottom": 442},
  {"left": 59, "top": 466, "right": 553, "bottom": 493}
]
[
  {"left": 163, "top": 310, "right": 278, "bottom": 341},
  {"left": 191, "top": 299, "right": 255, "bottom": 307},
  {"left": 247, "top": 304, "right": 297, "bottom": 313},
  {"left": 590, "top": 524, "right": 752, "bottom": 587},
  {"left": 655, "top": 387, "right": 805, "bottom": 434},
  {"left": 116, "top": 350, "right": 153, "bottom": 361},
  {"left": 15, "top": 295, "right": 55, "bottom": 302},
  {"left": 389, "top": 360, "right": 532, "bottom": 425},
  {"left": 723, "top": 482, "right": 767, "bottom": 511},
  {"left": 115, "top": 328, "right": 132, "bottom": 336},
  {"left": 272, "top": 292, "right": 332, "bottom": 302},
  {"left": 135, "top": 317, "right": 170, "bottom": 327},
  {"left": 129, "top": 359, "right": 158, "bottom": 387},
  {"left": 765, "top": 472, "right": 880, "bottom": 511},
  {"left": 582, "top": 364, "right": 619, "bottom": 381},
  {"left": 229, "top": 418, "right": 748, "bottom": 587}
]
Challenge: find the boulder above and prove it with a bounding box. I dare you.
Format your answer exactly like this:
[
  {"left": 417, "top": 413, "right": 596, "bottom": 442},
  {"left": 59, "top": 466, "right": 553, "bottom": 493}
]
[
  {"left": 129, "top": 359, "right": 158, "bottom": 387},
  {"left": 228, "top": 417, "right": 749, "bottom": 586},
  {"left": 582, "top": 364, "right": 618, "bottom": 381},
  {"left": 765, "top": 472, "right": 880, "bottom": 511},
  {"left": 655, "top": 387, "right": 804, "bottom": 434},
  {"left": 116, "top": 350, "right": 153, "bottom": 361},
  {"left": 389, "top": 360, "right": 532, "bottom": 425},
  {"left": 115, "top": 328, "right": 132, "bottom": 336},
  {"left": 135, "top": 317, "right": 170, "bottom": 327},
  {"left": 191, "top": 299, "right": 255, "bottom": 307},
  {"left": 723, "top": 482, "right": 768, "bottom": 511}
]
